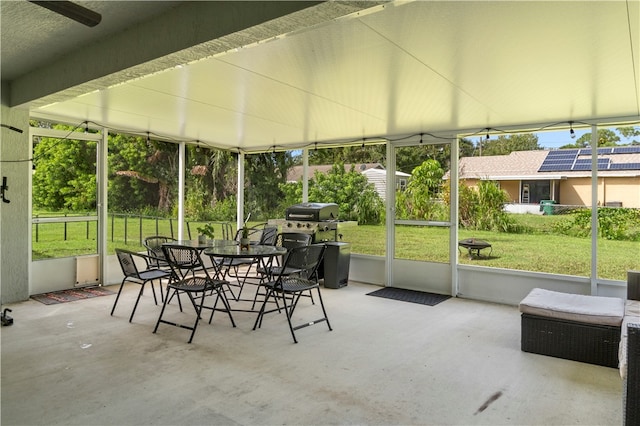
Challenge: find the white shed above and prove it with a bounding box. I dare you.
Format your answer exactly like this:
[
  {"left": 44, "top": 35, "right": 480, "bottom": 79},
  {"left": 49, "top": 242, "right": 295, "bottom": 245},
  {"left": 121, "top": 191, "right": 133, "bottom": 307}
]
[{"left": 362, "top": 168, "right": 411, "bottom": 201}]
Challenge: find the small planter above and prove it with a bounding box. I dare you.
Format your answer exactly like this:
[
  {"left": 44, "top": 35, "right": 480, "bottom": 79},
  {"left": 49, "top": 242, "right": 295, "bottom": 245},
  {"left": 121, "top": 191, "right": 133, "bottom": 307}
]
[
  {"left": 240, "top": 238, "right": 250, "bottom": 250},
  {"left": 198, "top": 234, "right": 207, "bottom": 244}
]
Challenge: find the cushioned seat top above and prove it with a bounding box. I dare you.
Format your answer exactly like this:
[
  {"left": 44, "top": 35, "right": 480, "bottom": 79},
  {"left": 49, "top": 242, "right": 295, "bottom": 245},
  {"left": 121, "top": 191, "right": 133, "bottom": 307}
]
[{"left": 519, "top": 288, "right": 624, "bottom": 326}]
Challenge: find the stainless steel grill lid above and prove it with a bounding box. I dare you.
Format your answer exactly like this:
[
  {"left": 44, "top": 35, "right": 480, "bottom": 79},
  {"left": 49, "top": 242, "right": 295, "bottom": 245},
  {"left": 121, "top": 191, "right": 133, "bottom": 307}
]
[{"left": 285, "top": 203, "right": 338, "bottom": 221}]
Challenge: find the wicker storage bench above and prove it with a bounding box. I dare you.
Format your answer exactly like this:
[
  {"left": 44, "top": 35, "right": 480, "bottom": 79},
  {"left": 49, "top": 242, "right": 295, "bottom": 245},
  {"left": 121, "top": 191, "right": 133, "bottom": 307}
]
[
  {"left": 519, "top": 288, "right": 624, "bottom": 368},
  {"left": 622, "top": 272, "right": 640, "bottom": 426},
  {"left": 624, "top": 322, "right": 639, "bottom": 426}
]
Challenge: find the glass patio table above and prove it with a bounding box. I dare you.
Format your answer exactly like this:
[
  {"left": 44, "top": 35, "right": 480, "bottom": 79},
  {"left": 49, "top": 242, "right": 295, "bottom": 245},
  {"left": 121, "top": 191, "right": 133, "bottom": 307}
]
[{"left": 170, "top": 239, "right": 237, "bottom": 250}]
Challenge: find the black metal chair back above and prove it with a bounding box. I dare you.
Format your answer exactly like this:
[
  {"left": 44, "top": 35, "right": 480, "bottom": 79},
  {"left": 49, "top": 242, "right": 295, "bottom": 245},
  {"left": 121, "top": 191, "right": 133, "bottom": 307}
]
[
  {"left": 161, "top": 244, "right": 207, "bottom": 280},
  {"left": 117, "top": 248, "right": 141, "bottom": 278},
  {"left": 277, "top": 232, "right": 312, "bottom": 250},
  {"left": 259, "top": 226, "right": 278, "bottom": 246},
  {"left": 277, "top": 244, "right": 324, "bottom": 282},
  {"left": 144, "top": 235, "right": 176, "bottom": 268}
]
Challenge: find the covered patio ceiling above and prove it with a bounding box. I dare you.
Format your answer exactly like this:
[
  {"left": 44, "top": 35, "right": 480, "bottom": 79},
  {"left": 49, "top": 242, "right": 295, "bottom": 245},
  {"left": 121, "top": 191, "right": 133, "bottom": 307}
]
[{"left": 3, "top": 1, "right": 639, "bottom": 153}]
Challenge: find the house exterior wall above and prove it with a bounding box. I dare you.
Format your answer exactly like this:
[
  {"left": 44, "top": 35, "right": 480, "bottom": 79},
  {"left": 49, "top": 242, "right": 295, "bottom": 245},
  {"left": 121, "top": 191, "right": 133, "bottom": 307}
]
[
  {"left": 559, "top": 177, "right": 590, "bottom": 206},
  {"left": 463, "top": 176, "right": 639, "bottom": 208},
  {"left": 555, "top": 176, "right": 640, "bottom": 208},
  {"left": 600, "top": 176, "right": 640, "bottom": 208},
  {"left": 366, "top": 173, "right": 386, "bottom": 200},
  {"left": 499, "top": 180, "right": 520, "bottom": 203}
]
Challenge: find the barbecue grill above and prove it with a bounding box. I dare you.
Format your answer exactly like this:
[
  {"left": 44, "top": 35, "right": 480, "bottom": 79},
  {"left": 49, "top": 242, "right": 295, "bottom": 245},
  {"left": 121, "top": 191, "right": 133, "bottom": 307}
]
[
  {"left": 270, "top": 202, "right": 350, "bottom": 288},
  {"left": 282, "top": 202, "right": 340, "bottom": 243}
]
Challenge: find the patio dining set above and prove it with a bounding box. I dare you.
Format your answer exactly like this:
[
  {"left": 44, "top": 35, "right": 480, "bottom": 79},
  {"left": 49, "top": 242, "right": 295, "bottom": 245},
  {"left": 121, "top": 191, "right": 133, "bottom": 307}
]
[{"left": 110, "top": 223, "right": 333, "bottom": 344}]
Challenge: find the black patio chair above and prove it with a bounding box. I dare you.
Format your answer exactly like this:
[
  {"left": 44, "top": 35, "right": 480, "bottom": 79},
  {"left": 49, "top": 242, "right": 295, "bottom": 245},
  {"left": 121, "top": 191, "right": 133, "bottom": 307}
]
[
  {"left": 154, "top": 244, "right": 235, "bottom": 343},
  {"left": 218, "top": 224, "right": 278, "bottom": 300},
  {"left": 253, "top": 244, "right": 331, "bottom": 343},
  {"left": 111, "top": 249, "right": 172, "bottom": 322},
  {"left": 253, "top": 232, "right": 314, "bottom": 308}
]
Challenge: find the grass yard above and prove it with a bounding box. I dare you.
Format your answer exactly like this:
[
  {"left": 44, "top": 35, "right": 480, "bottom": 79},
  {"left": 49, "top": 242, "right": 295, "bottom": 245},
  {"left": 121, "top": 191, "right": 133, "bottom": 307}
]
[{"left": 31, "top": 213, "right": 638, "bottom": 281}]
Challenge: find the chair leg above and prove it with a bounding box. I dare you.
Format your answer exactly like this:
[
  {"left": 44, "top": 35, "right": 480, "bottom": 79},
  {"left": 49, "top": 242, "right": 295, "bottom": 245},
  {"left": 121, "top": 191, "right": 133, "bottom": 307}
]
[
  {"left": 315, "top": 287, "right": 332, "bottom": 331},
  {"left": 153, "top": 288, "right": 173, "bottom": 334},
  {"left": 252, "top": 288, "right": 275, "bottom": 330},
  {"left": 149, "top": 280, "right": 158, "bottom": 305},
  {"left": 280, "top": 290, "right": 298, "bottom": 344},
  {"left": 187, "top": 291, "right": 206, "bottom": 343},
  {"left": 209, "top": 289, "right": 236, "bottom": 327},
  {"left": 110, "top": 279, "right": 127, "bottom": 316},
  {"left": 129, "top": 283, "right": 146, "bottom": 323}
]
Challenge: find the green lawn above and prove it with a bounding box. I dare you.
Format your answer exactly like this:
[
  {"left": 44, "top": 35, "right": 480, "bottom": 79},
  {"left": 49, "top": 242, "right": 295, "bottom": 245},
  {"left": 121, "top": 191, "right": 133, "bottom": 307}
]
[{"left": 31, "top": 213, "right": 638, "bottom": 281}]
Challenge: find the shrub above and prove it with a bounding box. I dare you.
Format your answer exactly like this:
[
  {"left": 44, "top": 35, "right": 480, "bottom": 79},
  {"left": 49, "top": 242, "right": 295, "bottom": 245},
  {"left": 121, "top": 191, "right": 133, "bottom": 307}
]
[{"left": 553, "top": 207, "right": 640, "bottom": 241}]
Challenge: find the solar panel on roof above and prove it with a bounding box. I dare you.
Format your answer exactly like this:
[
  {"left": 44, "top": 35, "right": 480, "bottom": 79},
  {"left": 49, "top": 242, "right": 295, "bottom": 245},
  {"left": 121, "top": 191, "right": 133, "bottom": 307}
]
[
  {"left": 612, "top": 146, "right": 640, "bottom": 154},
  {"left": 571, "top": 158, "right": 610, "bottom": 171},
  {"left": 547, "top": 150, "right": 578, "bottom": 157},
  {"left": 610, "top": 163, "right": 640, "bottom": 170},
  {"left": 538, "top": 150, "right": 579, "bottom": 172}
]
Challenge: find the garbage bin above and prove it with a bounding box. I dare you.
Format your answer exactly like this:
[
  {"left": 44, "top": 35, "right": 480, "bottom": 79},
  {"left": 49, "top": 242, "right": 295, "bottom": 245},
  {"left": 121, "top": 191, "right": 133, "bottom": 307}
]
[
  {"left": 320, "top": 241, "right": 351, "bottom": 289},
  {"left": 539, "top": 200, "right": 557, "bottom": 215}
]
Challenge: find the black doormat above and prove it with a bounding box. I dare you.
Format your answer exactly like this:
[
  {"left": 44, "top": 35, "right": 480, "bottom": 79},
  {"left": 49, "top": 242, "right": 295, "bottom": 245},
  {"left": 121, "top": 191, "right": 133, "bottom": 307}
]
[
  {"left": 31, "top": 287, "right": 114, "bottom": 305},
  {"left": 366, "top": 287, "right": 451, "bottom": 306}
]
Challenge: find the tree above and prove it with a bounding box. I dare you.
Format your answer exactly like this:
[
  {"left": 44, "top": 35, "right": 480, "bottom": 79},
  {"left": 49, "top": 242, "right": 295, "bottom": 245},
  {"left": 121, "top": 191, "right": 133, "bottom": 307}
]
[
  {"left": 308, "top": 163, "right": 383, "bottom": 224},
  {"left": 108, "top": 134, "right": 178, "bottom": 213},
  {"left": 478, "top": 133, "right": 540, "bottom": 156},
  {"left": 617, "top": 126, "right": 640, "bottom": 144},
  {"left": 244, "top": 151, "right": 295, "bottom": 220},
  {"left": 33, "top": 136, "right": 97, "bottom": 211},
  {"left": 395, "top": 159, "right": 446, "bottom": 221},
  {"left": 308, "top": 145, "right": 386, "bottom": 166}
]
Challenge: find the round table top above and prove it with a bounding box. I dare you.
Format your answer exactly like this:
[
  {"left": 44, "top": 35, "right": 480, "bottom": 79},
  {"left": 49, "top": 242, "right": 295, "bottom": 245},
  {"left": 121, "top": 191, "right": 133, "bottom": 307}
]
[{"left": 204, "top": 244, "right": 287, "bottom": 258}]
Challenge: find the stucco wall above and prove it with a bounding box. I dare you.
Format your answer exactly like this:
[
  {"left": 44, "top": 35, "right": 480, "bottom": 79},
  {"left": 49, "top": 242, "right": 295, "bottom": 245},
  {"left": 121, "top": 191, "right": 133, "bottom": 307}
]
[
  {"left": 560, "top": 176, "right": 640, "bottom": 208},
  {"left": 599, "top": 176, "right": 640, "bottom": 208},
  {"left": 499, "top": 180, "right": 520, "bottom": 203},
  {"left": 1, "top": 105, "right": 30, "bottom": 303}
]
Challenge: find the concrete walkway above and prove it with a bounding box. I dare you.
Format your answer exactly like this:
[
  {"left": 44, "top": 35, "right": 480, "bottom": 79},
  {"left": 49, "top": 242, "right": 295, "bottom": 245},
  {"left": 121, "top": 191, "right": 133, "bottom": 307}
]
[{"left": 1, "top": 281, "right": 622, "bottom": 425}]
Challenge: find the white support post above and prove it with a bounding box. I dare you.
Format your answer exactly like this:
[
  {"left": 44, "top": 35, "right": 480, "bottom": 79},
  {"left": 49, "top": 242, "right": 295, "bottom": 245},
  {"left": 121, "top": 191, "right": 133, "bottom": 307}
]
[
  {"left": 450, "top": 136, "right": 459, "bottom": 297},
  {"left": 590, "top": 124, "right": 598, "bottom": 295},
  {"left": 385, "top": 141, "right": 394, "bottom": 287},
  {"left": 237, "top": 152, "right": 245, "bottom": 230},
  {"left": 98, "top": 128, "right": 108, "bottom": 285},
  {"left": 302, "top": 148, "right": 309, "bottom": 202},
  {"left": 178, "top": 142, "right": 185, "bottom": 240}
]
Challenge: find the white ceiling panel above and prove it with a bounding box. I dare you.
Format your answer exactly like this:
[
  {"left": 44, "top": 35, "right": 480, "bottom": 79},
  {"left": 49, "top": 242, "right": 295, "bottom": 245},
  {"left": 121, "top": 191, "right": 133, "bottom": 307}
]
[{"left": 33, "top": 1, "right": 640, "bottom": 152}]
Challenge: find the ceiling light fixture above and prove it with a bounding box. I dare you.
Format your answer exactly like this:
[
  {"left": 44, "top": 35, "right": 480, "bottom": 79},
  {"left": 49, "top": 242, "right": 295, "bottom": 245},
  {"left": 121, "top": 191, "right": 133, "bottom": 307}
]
[
  {"left": 486, "top": 128, "right": 491, "bottom": 140},
  {"left": 569, "top": 122, "right": 576, "bottom": 139},
  {"left": 419, "top": 133, "right": 423, "bottom": 144}
]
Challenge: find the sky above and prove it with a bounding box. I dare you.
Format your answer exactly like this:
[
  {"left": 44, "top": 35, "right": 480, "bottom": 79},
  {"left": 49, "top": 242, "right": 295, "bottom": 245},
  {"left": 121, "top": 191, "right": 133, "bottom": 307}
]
[{"left": 535, "top": 129, "right": 590, "bottom": 149}]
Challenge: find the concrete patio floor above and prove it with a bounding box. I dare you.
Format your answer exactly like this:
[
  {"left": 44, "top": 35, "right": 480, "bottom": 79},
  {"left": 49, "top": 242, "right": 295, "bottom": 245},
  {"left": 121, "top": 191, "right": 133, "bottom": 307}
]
[{"left": 1, "top": 280, "right": 623, "bottom": 425}]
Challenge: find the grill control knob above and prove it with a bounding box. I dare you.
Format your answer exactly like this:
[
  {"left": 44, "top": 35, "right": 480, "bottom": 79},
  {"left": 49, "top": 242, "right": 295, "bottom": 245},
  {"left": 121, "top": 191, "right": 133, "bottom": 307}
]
[
  {"left": 306, "top": 222, "right": 312, "bottom": 228},
  {"left": 297, "top": 222, "right": 302, "bottom": 228},
  {"left": 286, "top": 222, "right": 293, "bottom": 228}
]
